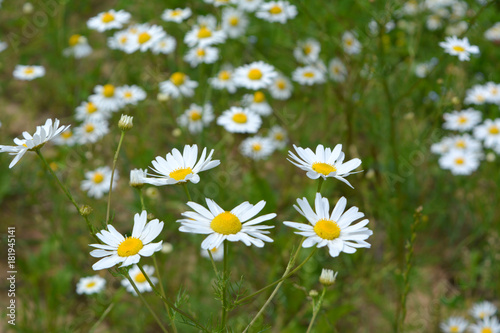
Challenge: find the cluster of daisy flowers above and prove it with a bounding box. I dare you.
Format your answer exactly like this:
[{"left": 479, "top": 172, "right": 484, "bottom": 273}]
[{"left": 440, "top": 301, "right": 499, "bottom": 333}]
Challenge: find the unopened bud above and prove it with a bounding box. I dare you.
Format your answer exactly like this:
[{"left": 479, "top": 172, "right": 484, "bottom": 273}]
[
  {"left": 118, "top": 114, "right": 133, "bottom": 131},
  {"left": 130, "top": 168, "right": 147, "bottom": 188},
  {"left": 23, "top": 2, "right": 34, "bottom": 14},
  {"left": 172, "top": 128, "right": 182, "bottom": 137},
  {"left": 486, "top": 152, "right": 496, "bottom": 162},
  {"left": 157, "top": 92, "right": 170, "bottom": 102},
  {"left": 319, "top": 269, "right": 338, "bottom": 286},
  {"left": 309, "top": 289, "right": 319, "bottom": 297},
  {"left": 161, "top": 242, "right": 173, "bottom": 254},
  {"left": 145, "top": 187, "right": 159, "bottom": 199},
  {"left": 80, "top": 205, "right": 93, "bottom": 216}
]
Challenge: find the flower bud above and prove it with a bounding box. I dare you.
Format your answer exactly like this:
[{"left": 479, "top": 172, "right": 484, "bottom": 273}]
[
  {"left": 130, "top": 168, "right": 147, "bottom": 188},
  {"left": 80, "top": 205, "right": 93, "bottom": 217},
  {"left": 319, "top": 269, "right": 338, "bottom": 286},
  {"left": 118, "top": 114, "right": 133, "bottom": 131}
]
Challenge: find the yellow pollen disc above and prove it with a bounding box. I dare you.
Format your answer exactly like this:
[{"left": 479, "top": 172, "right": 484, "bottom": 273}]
[
  {"left": 69, "top": 34, "right": 81, "bottom": 46},
  {"left": 197, "top": 27, "right": 212, "bottom": 39},
  {"left": 274, "top": 133, "right": 284, "bottom": 141},
  {"left": 86, "top": 281, "right": 96, "bottom": 288},
  {"left": 455, "top": 158, "right": 465, "bottom": 165},
  {"left": 489, "top": 126, "right": 499, "bottom": 134},
  {"left": 458, "top": 116, "right": 468, "bottom": 124},
  {"left": 269, "top": 5, "right": 282, "bottom": 14},
  {"left": 210, "top": 247, "right": 217, "bottom": 252},
  {"left": 138, "top": 32, "right": 151, "bottom": 44},
  {"left": 103, "top": 84, "right": 115, "bottom": 98},
  {"left": 129, "top": 28, "right": 138, "bottom": 34},
  {"left": 333, "top": 67, "right": 340, "bottom": 74},
  {"left": 303, "top": 45, "right": 312, "bottom": 55},
  {"left": 86, "top": 102, "right": 98, "bottom": 114},
  {"left": 196, "top": 48, "right": 206, "bottom": 57},
  {"left": 93, "top": 172, "right": 104, "bottom": 184},
  {"left": 345, "top": 39, "right": 353, "bottom": 46},
  {"left": 211, "top": 212, "right": 242, "bottom": 235},
  {"left": 134, "top": 272, "right": 147, "bottom": 283},
  {"left": 455, "top": 140, "right": 466, "bottom": 148},
  {"left": 124, "top": 91, "right": 132, "bottom": 98},
  {"left": 314, "top": 218, "right": 341, "bottom": 240},
  {"left": 449, "top": 326, "right": 459, "bottom": 333},
  {"left": 120, "top": 36, "right": 128, "bottom": 44},
  {"left": 248, "top": 68, "right": 263, "bottom": 80},
  {"left": 218, "top": 70, "right": 231, "bottom": 81},
  {"left": 117, "top": 237, "right": 144, "bottom": 257},
  {"left": 303, "top": 71, "right": 315, "bottom": 78},
  {"left": 452, "top": 45, "right": 465, "bottom": 52},
  {"left": 169, "top": 167, "right": 193, "bottom": 181},
  {"left": 253, "top": 91, "right": 265, "bottom": 103},
  {"left": 170, "top": 72, "right": 186, "bottom": 86},
  {"left": 229, "top": 17, "right": 239, "bottom": 26},
  {"left": 24, "top": 68, "right": 34, "bottom": 75},
  {"left": 62, "top": 131, "right": 73, "bottom": 139},
  {"left": 232, "top": 113, "right": 248, "bottom": 124},
  {"left": 171, "top": 10, "right": 181, "bottom": 17},
  {"left": 101, "top": 12, "right": 115, "bottom": 23},
  {"left": 252, "top": 143, "right": 262, "bottom": 151},
  {"left": 85, "top": 124, "right": 95, "bottom": 133},
  {"left": 482, "top": 328, "right": 492, "bottom": 333},
  {"left": 477, "top": 95, "right": 485, "bottom": 102},
  {"left": 277, "top": 80, "right": 286, "bottom": 89},
  {"left": 312, "top": 162, "right": 336, "bottom": 175},
  {"left": 189, "top": 110, "right": 202, "bottom": 121}
]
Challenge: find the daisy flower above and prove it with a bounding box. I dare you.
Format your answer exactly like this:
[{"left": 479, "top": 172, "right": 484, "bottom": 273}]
[
  {"left": 268, "top": 74, "right": 293, "bottom": 100},
  {"left": 151, "top": 35, "right": 176, "bottom": 55},
  {"left": 438, "top": 149, "right": 481, "bottom": 175},
  {"left": 240, "top": 136, "right": 275, "bottom": 160},
  {"left": 126, "top": 24, "right": 166, "bottom": 53},
  {"left": 319, "top": 269, "right": 338, "bottom": 286},
  {"left": 439, "top": 36, "right": 479, "bottom": 61},
  {"left": 234, "top": 61, "right": 277, "bottom": 90},
  {"left": 63, "top": 34, "right": 92, "bottom": 59},
  {"left": 209, "top": 65, "right": 237, "bottom": 93},
  {"left": 470, "top": 301, "right": 497, "bottom": 320},
  {"left": 159, "top": 72, "right": 198, "bottom": 99},
  {"left": 89, "top": 84, "right": 125, "bottom": 112},
  {"left": 121, "top": 265, "right": 157, "bottom": 295},
  {"left": 130, "top": 168, "right": 147, "bottom": 188},
  {"left": 144, "top": 144, "right": 220, "bottom": 186},
  {"left": 75, "top": 101, "right": 110, "bottom": 122},
  {"left": 464, "top": 85, "right": 489, "bottom": 105},
  {"left": 447, "top": 134, "right": 482, "bottom": 154},
  {"left": 177, "top": 103, "right": 215, "bottom": 134},
  {"left": 284, "top": 193, "right": 372, "bottom": 258},
  {"left": 255, "top": 1, "right": 297, "bottom": 24},
  {"left": 116, "top": 85, "right": 147, "bottom": 105},
  {"left": 13, "top": 65, "right": 45, "bottom": 80},
  {"left": 201, "top": 244, "right": 224, "bottom": 261},
  {"left": 293, "top": 38, "right": 321, "bottom": 64},
  {"left": 161, "top": 8, "right": 192, "bottom": 23},
  {"left": 217, "top": 107, "right": 262, "bottom": 133},
  {"left": 288, "top": 144, "right": 362, "bottom": 188},
  {"left": 439, "top": 316, "right": 469, "bottom": 333},
  {"left": 268, "top": 125, "right": 288, "bottom": 149},
  {"left": 184, "top": 46, "right": 219, "bottom": 67},
  {"left": 222, "top": 7, "right": 249, "bottom": 38},
  {"left": 484, "top": 81, "right": 500, "bottom": 104},
  {"left": 0, "top": 118, "right": 70, "bottom": 168},
  {"left": 342, "top": 31, "right": 362, "bottom": 55},
  {"left": 107, "top": 30, "right": 132, "bottom": 52},
  {"left": 177, "top": 198, "right": 276, "bottom": 249},
  {"left": 76, "top": 275, "right": 106, "bottom": 295},
  {"left": 242, "top": 91, "right": 273, "bottom": 116},
  {"left": 474, "top": 119, "right": 500, "bottom": 149},
  {"left": 81, "top": 166, "right": 117, "bottom": 199},
  {"left": 87, "top": 9, "right": 131, "bottom": 32},
  {"left": 53, "top": 128, "right": 78, "bottom": 147},
  {"left": 184, "top": 25, "right": 227, "bottom": 48},
  {"left": 292, "top": 65, "right": 326, "bottom": 86},
  {"left": 197, "top": 15, "right": 218, "bottom": 29},
  {"left": 431, "top": 137, "right": 453, "bottom": 155},
  {"left": 485, "top": 22, "right": 500, "bottom": 43},
  {"left": 442, "top": 108, "right": 482, "bottom": 131},
  {"left": 74, "top": 119, "right": 109, "bottom": 144},
  {"left": 469, "top": 317, "right": 500, "bottom": 333},
  {"left": 238, "top": 0, "right": 263, "bottom": 12},
  {"left": 328, "top": 58, "right": 348, "bottom": 82},
  {"left": 89, "top": 211, "right": 164, "bottom": 270}
]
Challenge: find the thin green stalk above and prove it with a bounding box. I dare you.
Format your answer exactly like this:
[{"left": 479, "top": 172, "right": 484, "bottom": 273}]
[
  {"left": 317, "top": 178, "right": 324, "bottom": 194},
  {"left": 306, "top": 287, "right": 327, "bottom": 333},
  {"left": 89, "top": 302, "right": 115, "bottom": 333},
  {"left": 106, "top": 131, "right": 126, "bottom": 223},
  {"left": 222, "top": 240, "right": 229, "bottom": 328},
  {"left": 182, "top": 183, "right": 192, "bottom": 202},
  {"left": 207, "top": 249, "right": 220, "bottom": 277},
  {"left": 153, "top": 255, "right": 178, "bottom": 333},
  {"left": 138, "top": 188, "right": 146, "bottom": 211}
]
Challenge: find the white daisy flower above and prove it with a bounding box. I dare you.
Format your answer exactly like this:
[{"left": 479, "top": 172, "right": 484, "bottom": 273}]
[
  {"left": 255, "top": 1, "right": 297, "bottom": 24},
  {"left": 447, "top": 134, "right": 482, "bottom": 153},
  {"left": 242, "top": 91, "right": 273, "bottom": 116},
  {"left": 121, "top": 265, "right": 157, "bottom": 295},
  {"left": 87, "top": 9, "right": 131, "bottom": 32},
  {"left": 293, "top": 38, "right": 321, "bottom": 64},
  {"left": 89, "top": 84, "right": 125, "bottom": 112},
  {"left": 439, "top": 316, "right": 469, "bottom": 333},
  {"left": 75, "top": 101, "right": 110, "bottom": 122},
  {"left": 53, "top": 128, "right": 78, "bottom": 147},
  {"left": 474, "top": 119, "right": 500, "bottom": 149},
  {"left": 177, "top": 103, "right": 215, "bottom": 134},
  {"left": 0, "top": 118, "right": 70, "bottom": 168},
  {"left": 439, "top": 36, "right": 480, "bottom": 61},
  {"left": 144, "top": 144, "right": 220, "bottom": 186},
  {"left": 63, "top": 34, "right": 92, "bottom": 59},
  {"left": 238, "top": 0, "right": 263, "bottom": 12},
  {"left": 464, "top": 85, "right": 489, "bottom": 105},
  {"left": 319, "top": 268, "right": 338, "bottom": 286},
  {"left": 217, "top": 107, "right": 262, "bottom": 134},
  {"left": 240, "top": 136, "right": 275, "bottom": 160},
  {"left": 161, "top": 8, "right": 192, "bottom": 23},
  {"left": 74, "top": 119, "right": 109, "bottom": 144},
  {"left": 209, "top": 65, "right": 237, "bottom": 93},
  {"left": 469, "top": 317, "right": 500, "bottom": 333},
  {"left": 268, "top": 125, "right": 288, "bottom": 149},
  {"left": 107, "top": 30, "right": 132, "bottom": 52},
  {"left": 81, "top": 166, "right": 117, "bottom": 199},
  {"left": 130, "top": 168, "right": 147, "bottom": 187},
  {"left": 116, "top": 85, "right": 147, "bottom": 105},
  {"left": 431, "top": 137, "right": 453, "bottom": 155},
  {"left": 284, "top": 193, "right": 372, "bottom": 258},
  {"left": 443, "top": 108, "right": 482, "bottom": 131},
  {"left": 234, "top": 61, "right": 277, "bottom": 90},
  {"left": 438, "top": 149, "right": 481, "bottom": 175},
  {"left": 89, "top": 211, "right": 164, "bottom": 270},
  {"left": 222, "top": 7, "right": 249, "bottom": 38},
  {"left": 184, "top": 25, "right": 227, "bottom": 48},
  {"left": 125, "top": 24, "right": 166, "bottom": 53},
  {"left": 288, "top": 144, "right": 362, "bottom": 188},
  {"left": 13, "top": 65, "right": 45, "bottom": 81},
  {"left": 197, "top": 15, "right": 218, "bottom": 30},
  {"left": 184, "top": 46, "right": 219, "bottom": 67},
  {"left": 268, "top": 74, "right": 293, "bottom": 100},
  {"left": 328, "top": 58, "right": 348, "bottom": 82},
  {"left": 76, "top": 275, "right": 106, "bottom": 295},
  {"left": 159, "top": 72, "right": 198, "bottom": 99},
  {"left": 151, "top": 35, "right": 176, "bottom": 55},
  {"left": 201, "top": 244, "right": 224, "bottom": 261},
  {"left": 342, "top": 31, "right": 362, "bottom": 55},
  {"left": 177, "top": 198, "right": 276, "bottom": 249},
  {"left": 470, "top": 301, "right": 497, "bottom": 320},
  {"left": 484, "top": 22, "right": 500, "bottom": 43},
  {"left": 484, "top": 81, "right": 500, "bottom": 104},
  {"left": 292, "top": 65, "right": 326, "bottom": 86}
]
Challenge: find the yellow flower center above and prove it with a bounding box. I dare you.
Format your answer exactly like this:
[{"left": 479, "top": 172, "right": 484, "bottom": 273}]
[
  {"left": 276, "top": 80, "right": 286, "bottom": 89},
  {"left": 197, "top": 27, "right": 212, "bottom": 39},
  {"left": 332, "top": 66, "right": 340, "bottom": 74},
  {"left": 69, "top": 34, "right": 81, "bottom": 46},
  {"left": 93, "top": 172, "right": 104, "bottom": 184},
  {"left": 85, "top": 124, "right": 95, "bottom": 133},
  {"left": 452, "top": 45, "right": 465, "bottom": 52},
  {"left": 455, "top": 140, "right": 466, "bottom": 148},
  {"left": 252, "top": 143, "right": 262, "bottom": 151},
  {"left": 489, "top": 126, "right": 499, "bottom": 135},
  {"left": 138, "top": 32, "right": 151, "bottom": 44},
  {"left": 303, "top": 71, "right": 315, "bottom": 78},
  {"left": 86, "top": 281, "right": 96, "bottom": 288},
  {"left": 458, "top": 116, "right": 468, "bottom": 124},
  {"left": 134, "top": 272, "right": 147, "bottom": 283},
  {"left": 101, "top": 12, "right": 115, "bottom": 23},
  {"left": 124, "top": 91, "right": 133, "bottom": 98},
  {"left": 210, "top": 247, "right": 218, "bottom": 252},
  {"left": 253, "top": 91, "right": 265, "bottom": 103},
  {"left": 232, "top": 113, "right": 248, "bottom": 124},
  {"left": 312, "top": 162, "right": 336, "bottom": 175},
  {"left": 219, "top": 70, "right": 231, "bottom": 81},
  {"left": 24, "top": 68, "right": 34, "bottom": 75},
  {"left": 196, "top": 48, "right": 206, "bottom": 57},
  {"left": 117, "top": 237, "right": 144, "bottom": 257},
  {"left": 303, "top": 45, "right": 312, "bottom": 55},
  {"left": 449, "top": 326, "right": 459, "bottom": 333},
  {"left": 229, "top": 16, "right": 239, "bottom": 26},
  {"left": 314, "top": 218, "right": 341, "bottom": 240},
  {"left": 171, "top": 10, "right": 181, "bottom": 17},
  {"left": 189, "top": 110, "right": 202, "bottom": 121},
  {"left": 248, "top": 68, "right": 263, "bottom": 80},
  {"left": 169, "top": 167, "right": 193, "bottom": 181},
  {"left": 345, "top": 38, "right": 353, "bottom": 46},
  {"left": 477, "top": 95, "right": 485, "bottom": 102},
  {"left": 455, "top": 158, "right": 465, "bottom": 165},
  {"left": 170, "top": 72, "right": 186, "bottom": 86},
  {"left": 274, "top": 133, "right": 284, "bottom": 141},
  {"left": 211, "top": 212, "right": 242, "bottom": 235},
  {"left": 103, "top": 84, "right": 115, "bottom": 98},
  {"left": 62, "top": 131, "right": 73, "bottom": 139},
  {"left": 482, "top": 328, "right": 492, "bottom": 333},
  {"left": 120, "top": 36, "right": 128, "bottom": 44},
  {"left": 269, "top": 5, "right": 282, "bottom": 14},
  {"left": 86, "top": 102, "right": 98, "bottom": 114}
]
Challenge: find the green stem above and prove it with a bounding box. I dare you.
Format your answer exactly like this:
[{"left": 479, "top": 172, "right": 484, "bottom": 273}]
[
  {"left": 222, "top": 240, "right": 229, "bottom": 328},
  {"left": 317, "top": 178, "right": 324, "bottom": 194},
  {"left": 153, "top": 255, "right": 178, "bottom": 333},
  {"left": 207, "top": 249, "right": 220, "bottom": 277},
  {"left": 137, "top": 188, "right": 146, "bottom": 211},
  {"left": 182, "top": 183, "right": 192, "bottom": 202},
  {"left": 106, "top": 131, "right": 126, "bottom": 223},
  {"left": 306, "top": 287, "right": 327, "bottom": 333},
  {"left": 89, "top": 302, "right": 115, "bottom": 333}
]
